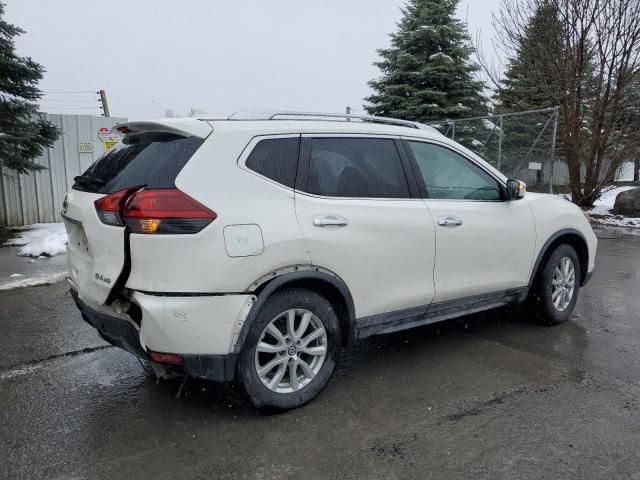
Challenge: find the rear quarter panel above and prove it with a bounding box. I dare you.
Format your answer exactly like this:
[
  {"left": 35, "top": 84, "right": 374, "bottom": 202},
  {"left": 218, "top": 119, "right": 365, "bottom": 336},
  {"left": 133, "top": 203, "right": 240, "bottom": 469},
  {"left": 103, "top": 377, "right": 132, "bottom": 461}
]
[{"left": 124, "top": 130, "right": 311, "bottom": 293}]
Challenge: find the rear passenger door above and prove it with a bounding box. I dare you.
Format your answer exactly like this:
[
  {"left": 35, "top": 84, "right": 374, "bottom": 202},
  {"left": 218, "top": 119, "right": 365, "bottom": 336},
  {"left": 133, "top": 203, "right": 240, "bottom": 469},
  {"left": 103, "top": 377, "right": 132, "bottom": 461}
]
[{"left": 294, "top": 135, "right": 436, "bottom": 319}]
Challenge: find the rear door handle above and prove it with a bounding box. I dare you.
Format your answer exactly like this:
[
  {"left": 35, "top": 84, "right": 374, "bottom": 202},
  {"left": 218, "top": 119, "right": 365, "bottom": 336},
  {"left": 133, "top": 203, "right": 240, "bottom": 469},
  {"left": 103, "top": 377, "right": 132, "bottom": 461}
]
[
  {"left": 313, "top": 215, "right": 349, "bottom": 227},
  {"left": 437, "top": 216, "right": 463, "bottom": 227}
]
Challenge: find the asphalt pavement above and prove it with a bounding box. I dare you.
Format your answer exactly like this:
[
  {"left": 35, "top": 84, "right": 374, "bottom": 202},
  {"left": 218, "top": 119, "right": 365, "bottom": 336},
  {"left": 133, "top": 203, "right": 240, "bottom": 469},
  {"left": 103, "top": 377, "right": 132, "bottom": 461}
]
[{"left": 1, "top": 226, "right": 639, "bottom": 479}]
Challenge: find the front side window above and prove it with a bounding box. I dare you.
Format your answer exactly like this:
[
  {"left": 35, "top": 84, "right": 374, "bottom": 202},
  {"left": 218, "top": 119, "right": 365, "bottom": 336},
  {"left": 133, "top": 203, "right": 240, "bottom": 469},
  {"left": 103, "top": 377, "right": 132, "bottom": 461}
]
[
  {"left": 245, "top": 137, "right": 300, "bottom": 188},
  {"left": 407, "top": 141, "right": 502, "bottom": 201},
  {"left": 306, "top": 138, "right": 409, "bottom": 198}
]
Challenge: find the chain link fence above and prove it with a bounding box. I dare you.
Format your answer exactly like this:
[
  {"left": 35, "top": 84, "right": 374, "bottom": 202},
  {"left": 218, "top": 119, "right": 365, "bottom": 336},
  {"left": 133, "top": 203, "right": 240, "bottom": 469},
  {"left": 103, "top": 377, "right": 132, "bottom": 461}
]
[{"left": 429, "top": 107, "right": 565, "bottom": 193}]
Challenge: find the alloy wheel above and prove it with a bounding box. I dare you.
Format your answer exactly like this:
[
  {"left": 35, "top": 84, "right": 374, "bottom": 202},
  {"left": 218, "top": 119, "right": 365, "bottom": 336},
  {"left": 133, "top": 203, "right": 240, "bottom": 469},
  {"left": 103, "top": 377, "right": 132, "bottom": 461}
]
[
  {"left": 254, "top": 309, "right": 328, "bottom": 393},
  {"left": 551, "top": 256, "right": 576, "bottom": 312}
]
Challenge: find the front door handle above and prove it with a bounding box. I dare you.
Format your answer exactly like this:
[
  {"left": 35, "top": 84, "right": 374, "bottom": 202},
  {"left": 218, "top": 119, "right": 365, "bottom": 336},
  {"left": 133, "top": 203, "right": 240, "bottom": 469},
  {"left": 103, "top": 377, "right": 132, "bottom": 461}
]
[
  {"left": 313, "top": 215, "right": 349, "bottom": 227},
  {"left": 437, "top": 216, "right": 463, "bottom": 227}
]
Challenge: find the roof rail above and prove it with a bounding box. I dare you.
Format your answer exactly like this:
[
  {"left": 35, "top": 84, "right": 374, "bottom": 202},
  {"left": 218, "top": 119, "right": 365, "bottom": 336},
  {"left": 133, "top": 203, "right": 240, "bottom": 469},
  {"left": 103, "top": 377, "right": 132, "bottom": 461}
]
[{"left": 221, "top": 110, "right": 435, "bottom": 130}]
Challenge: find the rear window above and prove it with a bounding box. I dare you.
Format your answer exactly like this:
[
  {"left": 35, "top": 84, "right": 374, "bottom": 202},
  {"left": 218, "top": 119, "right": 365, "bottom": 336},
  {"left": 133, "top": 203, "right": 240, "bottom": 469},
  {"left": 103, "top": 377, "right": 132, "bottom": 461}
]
[
  {"left": 72, "top": 134, "right": 204, "bottom": 193},
  {"left": 245, "top": 137, "right": 300, "bottom": 188}
]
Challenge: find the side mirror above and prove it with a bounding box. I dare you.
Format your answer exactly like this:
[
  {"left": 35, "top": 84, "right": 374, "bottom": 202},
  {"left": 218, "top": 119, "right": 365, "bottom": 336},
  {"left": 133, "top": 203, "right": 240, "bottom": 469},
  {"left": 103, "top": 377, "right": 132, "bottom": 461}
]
[{"left": 506, "top": 179, "right": 526, "bottom": 200}]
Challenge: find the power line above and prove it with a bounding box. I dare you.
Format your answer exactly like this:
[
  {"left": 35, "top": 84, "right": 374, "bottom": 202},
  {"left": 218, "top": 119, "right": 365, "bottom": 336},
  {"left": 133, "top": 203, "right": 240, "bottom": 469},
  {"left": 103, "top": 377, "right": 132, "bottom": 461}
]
[
  {"left": 41, "top": 90, "right": 98, "bottom": 94},
  {"left": 39, "top": 99, "right": 99, "bottom": 102},
  {"left": 42, "top": 106, "right": 103, "bottom": 110}
]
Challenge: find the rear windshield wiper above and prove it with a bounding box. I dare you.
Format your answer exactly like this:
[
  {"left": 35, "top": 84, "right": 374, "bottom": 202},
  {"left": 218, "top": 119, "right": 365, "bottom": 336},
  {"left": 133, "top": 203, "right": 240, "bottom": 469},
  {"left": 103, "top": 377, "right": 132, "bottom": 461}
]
[{"left": 74, "top": 175, "right": 106, "bottom": 187}]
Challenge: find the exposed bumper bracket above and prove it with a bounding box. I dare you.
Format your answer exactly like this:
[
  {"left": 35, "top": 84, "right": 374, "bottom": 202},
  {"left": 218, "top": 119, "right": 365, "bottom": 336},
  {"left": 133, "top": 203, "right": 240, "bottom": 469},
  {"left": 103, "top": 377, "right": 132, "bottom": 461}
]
[{"left": 71, "top": 289, "right": 149, "bottom": 359}]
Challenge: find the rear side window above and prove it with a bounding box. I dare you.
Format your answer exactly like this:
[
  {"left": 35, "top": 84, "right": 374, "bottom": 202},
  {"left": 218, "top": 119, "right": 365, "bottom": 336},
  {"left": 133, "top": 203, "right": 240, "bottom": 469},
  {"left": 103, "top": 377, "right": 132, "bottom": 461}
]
[
  {"left": 73, "top": 134, "right": 204, "bottom": 194},
  {"left": 245, "top": 137, "right": 300, "bottom": 188},
  {"left": 305, "top": 138, "right": 409, "bottom": 198}
]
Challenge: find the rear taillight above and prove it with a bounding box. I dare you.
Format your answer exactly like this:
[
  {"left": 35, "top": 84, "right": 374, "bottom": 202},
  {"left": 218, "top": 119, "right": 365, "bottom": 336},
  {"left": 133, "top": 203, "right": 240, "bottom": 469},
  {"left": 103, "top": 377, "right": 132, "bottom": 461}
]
[
  {"left": 123, "top": 188, "right": 216, "bottom": 234},
  {"left": 94, "top": 188, "right": 135, "bottom": 226}
]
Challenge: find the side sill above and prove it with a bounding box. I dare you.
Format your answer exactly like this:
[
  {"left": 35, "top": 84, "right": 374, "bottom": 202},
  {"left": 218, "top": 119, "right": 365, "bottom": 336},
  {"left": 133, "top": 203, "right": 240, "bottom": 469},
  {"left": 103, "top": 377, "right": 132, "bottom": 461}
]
[{"left": 356, "top": 287, "right": 528, "bottom": 339}]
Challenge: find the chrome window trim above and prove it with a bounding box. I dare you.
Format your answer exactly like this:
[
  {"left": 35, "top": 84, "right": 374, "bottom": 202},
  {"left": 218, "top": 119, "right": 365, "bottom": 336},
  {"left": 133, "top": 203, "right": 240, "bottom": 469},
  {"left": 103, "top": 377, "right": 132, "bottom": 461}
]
[{"left": 293, "top": 190, "right": 423, "bottom": 202}]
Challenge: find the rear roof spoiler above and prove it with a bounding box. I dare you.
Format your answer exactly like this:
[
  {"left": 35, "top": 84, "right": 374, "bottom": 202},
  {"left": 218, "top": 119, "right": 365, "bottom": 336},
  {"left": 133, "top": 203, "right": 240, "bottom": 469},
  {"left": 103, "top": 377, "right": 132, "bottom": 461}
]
[{"left": 113, "top": 119, "right": 212, "bottom": 139}]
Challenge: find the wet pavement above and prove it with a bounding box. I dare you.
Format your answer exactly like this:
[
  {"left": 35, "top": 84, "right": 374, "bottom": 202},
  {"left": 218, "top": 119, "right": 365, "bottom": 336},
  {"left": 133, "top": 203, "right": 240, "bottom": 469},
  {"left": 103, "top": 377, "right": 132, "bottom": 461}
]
[{"left": 1, "top": 226, "right": 639, "bottom": 479}]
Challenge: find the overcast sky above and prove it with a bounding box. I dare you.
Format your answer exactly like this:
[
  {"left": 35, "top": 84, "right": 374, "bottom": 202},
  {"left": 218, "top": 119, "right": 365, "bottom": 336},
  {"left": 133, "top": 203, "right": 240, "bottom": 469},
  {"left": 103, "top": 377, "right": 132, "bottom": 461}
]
[{"left": 5, "top": 0, "right": 501, "bottom": 120}]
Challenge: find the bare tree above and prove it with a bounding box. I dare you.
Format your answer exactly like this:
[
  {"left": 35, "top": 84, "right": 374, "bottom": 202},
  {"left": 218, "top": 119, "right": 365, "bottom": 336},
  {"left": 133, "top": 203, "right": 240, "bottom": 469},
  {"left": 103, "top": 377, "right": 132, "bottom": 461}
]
[{"left": 495, "top": 0, "right": 640, "bottom": 206}]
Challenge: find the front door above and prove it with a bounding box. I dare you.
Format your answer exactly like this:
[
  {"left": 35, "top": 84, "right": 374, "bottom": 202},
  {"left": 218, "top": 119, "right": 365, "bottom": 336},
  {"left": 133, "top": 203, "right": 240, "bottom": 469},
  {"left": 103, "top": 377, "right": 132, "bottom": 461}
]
[
  {"left": 294, "top": 135, "right": 437, "bottom": 319},
  {"left": 403, "top": 139, "right": 536, "bottom": 303}
]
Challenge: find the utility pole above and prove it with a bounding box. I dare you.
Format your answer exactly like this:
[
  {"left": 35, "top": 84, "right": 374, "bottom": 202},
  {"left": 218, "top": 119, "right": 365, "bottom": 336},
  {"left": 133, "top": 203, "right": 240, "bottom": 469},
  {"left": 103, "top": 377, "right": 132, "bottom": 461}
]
[
  {"left": 549, "top": 107, "right": 559, "bottom": 193},
  {"left": 99, "top": 89, "right": 110, "bottom": 117}
]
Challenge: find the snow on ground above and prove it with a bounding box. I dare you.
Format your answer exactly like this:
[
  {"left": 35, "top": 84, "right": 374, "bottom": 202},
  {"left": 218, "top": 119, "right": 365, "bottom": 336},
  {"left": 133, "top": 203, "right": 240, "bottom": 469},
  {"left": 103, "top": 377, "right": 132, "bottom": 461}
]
[
  {"left": 1, "top": 223, "right": 69, "bottom": 290},
  {"left": 0, "top": 271, "right": 68, "bottom": 291},
  {"left": 590, "top": 186, "right": 636, "bottom": 214},
  {"left": 4, "top": 223, "right": 68, "bottom": 257},
  {"left": 566, "top": 186, "right": 640, "bottom": 229}
]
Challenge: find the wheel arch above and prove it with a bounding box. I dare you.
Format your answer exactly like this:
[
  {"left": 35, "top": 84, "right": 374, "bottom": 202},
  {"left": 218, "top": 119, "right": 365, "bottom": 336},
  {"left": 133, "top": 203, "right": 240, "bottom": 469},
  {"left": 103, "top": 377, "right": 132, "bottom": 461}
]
[
  {"left": 232, "top": 270, "right": 356, "bottom": 353},
  {"left": 529, "top": 228, "right": 589, "bottom": 288}
]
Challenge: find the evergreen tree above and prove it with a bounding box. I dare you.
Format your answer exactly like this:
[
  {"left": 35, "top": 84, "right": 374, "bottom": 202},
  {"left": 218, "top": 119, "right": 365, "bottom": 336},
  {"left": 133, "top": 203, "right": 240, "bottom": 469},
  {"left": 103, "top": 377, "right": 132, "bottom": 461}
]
[
  {"left": 495, "top": 2, "right": 564, "bottom": 113},
  {"left": 0, "top": 2, "right": 60, "bottom": 174},
  {"left": 493, "top": 2, "right": 567, "bottom": 187},
  {"left": 364, "top": 0, "right": 486, "bottom": 123}
]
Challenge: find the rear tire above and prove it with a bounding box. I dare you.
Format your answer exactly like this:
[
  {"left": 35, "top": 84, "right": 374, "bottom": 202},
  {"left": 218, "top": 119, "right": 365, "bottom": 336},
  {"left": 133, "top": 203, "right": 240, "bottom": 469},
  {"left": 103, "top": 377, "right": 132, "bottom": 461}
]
[
  {"left": 238, "top": 288, "right": 341, "bottom": 412},
  {"left": 528, "top": 244, "right": 581, "bottom": 325}
]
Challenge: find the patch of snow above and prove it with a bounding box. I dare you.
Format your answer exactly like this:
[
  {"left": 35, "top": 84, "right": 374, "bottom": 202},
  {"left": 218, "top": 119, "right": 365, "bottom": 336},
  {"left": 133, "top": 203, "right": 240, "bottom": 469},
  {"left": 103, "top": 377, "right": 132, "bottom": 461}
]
[
  {"left": 471, "top": 139, "right": 484, "bottom": 147},
  {"left": 9, "top": 273, "right": 24, "bottom": 278},
  {"left": 429, "top": 52, "right": 454, "bottom": 63},
  {"left": 483, "top": 119, "right": 501, "bottom": 131},
  {"left": 4, "top": 223, "right": 68, "bottom": 257},
  {"left": 559, "top": 186, "right": 640, "bottom": 229},
  {"left": 0, "top": 271, "right": 68, "bottom": 291},
  {"left": 591, "top": 186, "right": 636, "bottom": 214},
  {"left": 588, "top": 213, "right": 640, "bottom": 229}
]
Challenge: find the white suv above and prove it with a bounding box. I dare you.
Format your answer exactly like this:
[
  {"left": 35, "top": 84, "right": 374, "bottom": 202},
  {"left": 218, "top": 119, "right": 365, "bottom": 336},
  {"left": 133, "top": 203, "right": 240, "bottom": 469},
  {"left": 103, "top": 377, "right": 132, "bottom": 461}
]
[{"left": 63, "top": 112, "right": 597, "bottom": 411}]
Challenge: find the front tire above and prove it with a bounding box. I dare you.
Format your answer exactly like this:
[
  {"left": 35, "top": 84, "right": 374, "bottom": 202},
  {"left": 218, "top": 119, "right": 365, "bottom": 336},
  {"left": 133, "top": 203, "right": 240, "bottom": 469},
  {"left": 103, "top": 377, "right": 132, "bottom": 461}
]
[
  {"left": 528, "top": 244, "right": 581, "bottom": 325},
  {"left": 238, "top": 288, "right": 341, "bottom": 412}
]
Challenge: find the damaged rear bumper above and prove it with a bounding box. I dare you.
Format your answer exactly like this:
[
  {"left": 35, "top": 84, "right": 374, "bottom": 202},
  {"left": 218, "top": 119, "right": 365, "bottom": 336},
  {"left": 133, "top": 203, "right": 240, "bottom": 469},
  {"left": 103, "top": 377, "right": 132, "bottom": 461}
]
[{"left": 70, "top": 289, "right": 239, "bottom": 382}]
